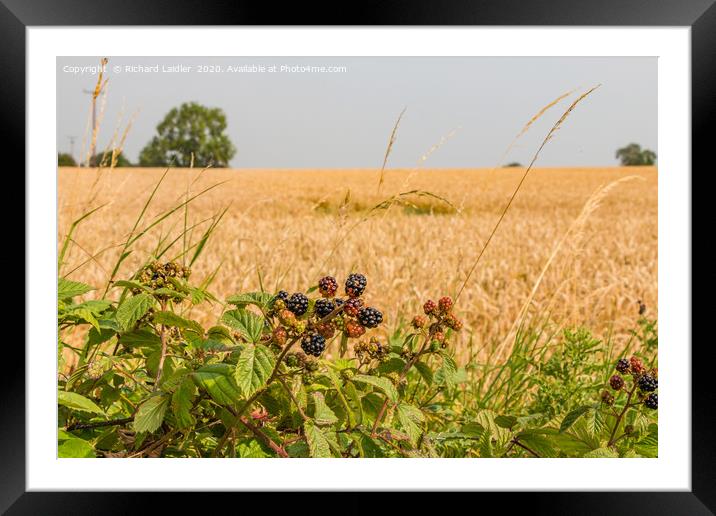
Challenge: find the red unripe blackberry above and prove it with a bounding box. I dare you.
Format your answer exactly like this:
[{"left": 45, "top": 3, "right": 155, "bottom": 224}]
[
  {"left": 344, "top": 298, "right": 364, "bottom": 317},
  {"left": 637, "top": 374, "right": 657, "bottom": 393},
  {"left": 411, "top": 315, "right": 427, "bottom": 329},
  {"left": 314, "top": 298, "right": 335, "bottom": 319},
  {"left": 616, "top": 358, "right": 630, "bottom": 374},
  {"left": 318, "top": 276, "right": 338, "bottom": 298},
  {"left": 438, "top": 296, "right": 453, "bottom": 314},
  {"left": 287, "top": 292, "right": 309, "bottom": 316},
  {"left": 344, "top": 273, "right": 367, "bottom": 298},
  {"left": 445, "top": 313, "right": 463, "bottom": 331},
  {"left": 357, "top": 307, "right": 383, "bottom": 328},
  {"left": 301, "top": 333, "right": 326, "bottom": 357},
  {"left": 316, "top": 321, "right": 336, "bottom": 339},
  {"left": 423, "top": 299, "right": 437, "bottom": 315},
  {"left": 344, "top": 320, "right": 366, "bottom": 338},
  {"left": 609, "top": 375, "right": 625, "bottom": 390},
  {"left": 278, "top": 309, "right": 297, "bottom": 326},
  {"left": 433, "top": 331, "right": 445, "bottom": 343},
  {"left": 272, "top": 326, "right": 287, "bottom": 346},
  {"left": 629, "top": 356, "right": 645, "bottom": 376},
  {"left": 644, "top": 393, "right": 658, "bottom": 410}
]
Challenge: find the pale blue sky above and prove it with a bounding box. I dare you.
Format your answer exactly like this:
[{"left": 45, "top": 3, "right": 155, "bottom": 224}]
[{"left": 57, "top": 56, "right": 657, "bottom": 168}]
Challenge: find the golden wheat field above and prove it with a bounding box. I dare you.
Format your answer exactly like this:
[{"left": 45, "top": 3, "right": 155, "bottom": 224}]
[{"left": 58, "top": 165, "right": 657, "bottom": 364}]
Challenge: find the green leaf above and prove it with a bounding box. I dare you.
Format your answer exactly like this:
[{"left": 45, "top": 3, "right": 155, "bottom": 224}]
[
  {"left": 311, "top": 392, "right": 338, "bottom": 426},
  {"left": 583, "top": 447, "right": 619, "bottom": 458},
  {"left": 57, "top": 391, "right": 105, "bottom": 415},
  {"left": 58, "top": 278, "right": 94, "bottom": 299},
  {"left": 171, "top": 377, "right": 196, "bottom": 429},
  {"left": 226, "top": 291, "right": 274, "bottom": 310},
  {"left": 221, "top": 309, "right": 264, "bottom": 344},
  {"left": 153, "top": 310, "right": 204, "bottom": 334},
  {"left": 70, "top": 307, "right": 100, "bottom": 332},
  {"left": 116, "top": 293, "right": 154, "bottom": 331},
  {"left": 495, "top": 415, "right": 518, "bottom": 429},
  {"left": 352, "top": 374, "right": 397, "bottom": 403},
  {"left": 396, "top": 403, "right": 424, "bottom": 446},
  {"left": 58, "top": 437, "right": 95, "bottom": 458},
  {"left": 304, "top": 420, "right": 332, "bottom": 458},
  {"left": 234, "top": 344, "right": 275, "bottom": 397},
  {"left": 560, "top": 405, "right": 592, "bottom": 433},
  {"left": 236, "top": 439, "right": 271, "bottom": 458},
  {"left": 118, "top": 328, "right": 160, "bottom": 349},
  {"left": 516, "top": 430, "right": 557, "bottom": 458},
  {"left": 585, "top": 407, "right": 606, "bottom": 437},
  {"left": 414, "top": 361, "right": 433, "bottom": 386},
  {"left": 133, "top": 395, "right": 169, "bottom": 433},
  {"left": 207, "top": 325, "right": 235, "bottom": 345},
  {"left": 192, "top": 364, "right": 243, "bottom": 406},
  {"left": 435, "top": 352, "right": 458, "bottom": 389},
  {"left": 112, "top": 280, "right": 148, "bottom": 291}
]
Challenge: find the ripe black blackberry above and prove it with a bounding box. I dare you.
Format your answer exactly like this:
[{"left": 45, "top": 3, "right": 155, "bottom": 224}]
[
  {"left": 357, "top": 307, "right": 383, "bottom": 328},
  {"left": 345, "top": 273, "right": 367, "bottom": 298},
  {"left": 609, "top": 375, "right": 625, "bottom": 390},
  {"left": 287, "top": 292, "right": 309, "bottom": 316},
  {"left": 644, "top": 393, "right": 658, "bottom": 410},
  {"left": 301, "top": 333, "right": 326, "bottom": 357},
  {"left": 638, "top": 374, "right": 658, "bottom": 393},
  {"left": 314, "top": 298, "right": 335, "bottom": 319},
  {"left": 275, "top": 290, "right": 289, "bottom": 303},
  {"left": 344, "top": 298, "right": 364, "bottom": 317},
  {"left": 318, "top": 276, "right": 338, "bottom": 298},
  {"left": 616, "top": 358, "right": 630, "bottom": 374}
]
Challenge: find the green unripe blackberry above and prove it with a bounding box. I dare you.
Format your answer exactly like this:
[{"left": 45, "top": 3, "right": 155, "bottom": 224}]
[
  {"left": 318, "top": 276, "right": 338, "bottom": 298},
  {"left": 287, "top": 292, "right": 309, "bottom": 316},
  {"left": 301, "top": 333, "right": 326, "bottom": 357},
  {"left": 609, "top": 374, "right": 625, "bottom": 390},
  {"left": 357, "top": 307, "right": 383, "bottom": 328},
  {"left": 314, "top": 298, "right": 335, "bottom": 319},
  {"left": 429, "top": 341, "right": 440, "bottom": 353},
  {"left": 638, "top": 374, "right": 657, "bottom": 393},
  {"left": 285, "top": 353, "right": 299, "bottom": 367},
  {"left": 624, "top": 424, "right": 634, "bottom": 435},
  {"left": 616, "top": 358, "right": 630, "bottom": 374},
  {"left": 345, "top": 273, "right": 367, "bottom": 298},
  {"left": 644, "top": 393, "right": 658, "bottom": 409}
]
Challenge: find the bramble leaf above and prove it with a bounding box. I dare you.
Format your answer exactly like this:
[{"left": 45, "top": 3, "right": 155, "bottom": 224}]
[{"left": 234, "top": 343, "right": 275, "bottom": 397}]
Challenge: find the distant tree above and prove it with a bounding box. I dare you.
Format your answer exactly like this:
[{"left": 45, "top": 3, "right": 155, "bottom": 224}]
[
  {"left": 138, "top": 102, "right": 236, "bottom": 167},
  {"left": 503, "top": 162, "right": 523, "bottom": 167},
  {"left": 58, "top": 153, "right": 77, "bottom": 166},
  {"left": 615, "top": 143, "right": 657, "bottom": 166},
  {"left": 89, "top": 150, "right": 132, "bottom": 168}
]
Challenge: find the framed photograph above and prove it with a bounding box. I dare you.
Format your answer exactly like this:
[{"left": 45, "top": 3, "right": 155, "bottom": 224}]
[{"left": 7, "top": 0, "right": 712, "bottom": 511}]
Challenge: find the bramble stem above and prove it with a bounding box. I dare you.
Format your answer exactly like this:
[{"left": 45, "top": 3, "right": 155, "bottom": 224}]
[{"left": 608, "top": 381, "right": 639, "bottom": 446}]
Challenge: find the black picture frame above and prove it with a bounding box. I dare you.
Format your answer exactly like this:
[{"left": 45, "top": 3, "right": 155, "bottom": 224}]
[{"left": 5, "top": 0, "right": 713, "bottom": 513}]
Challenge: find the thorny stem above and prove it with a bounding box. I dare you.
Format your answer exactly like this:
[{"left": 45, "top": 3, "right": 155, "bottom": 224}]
[
  {"left": 371, "top": 332, "right": 432, "bottom": 437},
  {"left": 512, "top": 438, "right": 541, "bottom": 458},
  {"left": 214, "top": 304, "right": 346, "bottom": 457},
  {"left": 608, "top": 381, "right": 639, "bottom": 447},
  {"left": 154, "top": 300, "right": 168, "bottom": 389},
  {"left": 238, "top": 416, "right": 289, "bottom": 458},
  {"left": 66, "top": 417, "right": 133, "bottom": 431}
]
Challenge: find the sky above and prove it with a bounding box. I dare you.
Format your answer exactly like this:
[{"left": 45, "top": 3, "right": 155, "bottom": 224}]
[{"left": 56, "top": 56, "right": 657, "bottom": 168}]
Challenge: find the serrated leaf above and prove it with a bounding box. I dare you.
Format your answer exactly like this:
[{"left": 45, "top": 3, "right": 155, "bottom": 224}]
[
  {"left": 221, "top": 309, "right": 264, "bottom": 344},
  {"left": 583, "top": 447, "right": 619, "bottom": 458},
  {"left": 352, "top": 374, "right": 397, "bottom": 403},
  {"left": 58, "top": 278, "right": 94, "bottom": 299},
  {"left": 116, "top": 293, "right": 154, "bottom": 331},
  {"left": 304, "top": 420, "right": 332, "bottom": 457},
  {"left": 516, "top": 430, "right": 557, "bottom": 458},
  {"left": 153, "top": 311, "right": 204, "bottom": 334},
  {"left": 435, "top": 352, "right": 458, "bottom": 389},
  {"left": 234, "top": 344, "right": 275, "bottom": 397},
  {"left": 311, "top": 392, "right": 339, "bottom": 426},
  {"left": 207, "top": 325, "right": 234, "bottom": 345},
  {"left": 585, "top": 407, "right": 606, "bottom": 437},
  {"left": 226, "top": 291, "right": 274, "bottom": 309},
  {"left": 57, "top": 391, "right": 105, "bottom": 415},
  {"left": 133, "top": 395, "right": 169, "bottom": 433},
  {"left": 112, "top": 280, "right": 148, "bottom": 291},
  {"left": 192, "top": 364, "right": 243, "bottom": 406},
  {"left": 396, "top": 403, "right": 424, "bottom": 446},
  {"left": 560, "top": 405, "right": 592, "bottom": 433},
  {"left": 171, "top": 377, "right": 196, "bottom": 429},
  {"left": 118, "top": 328, "right": 160, "bottom": 349},
  {"left": 495, "top": 415, "right": 518, "bottom": 429}
]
